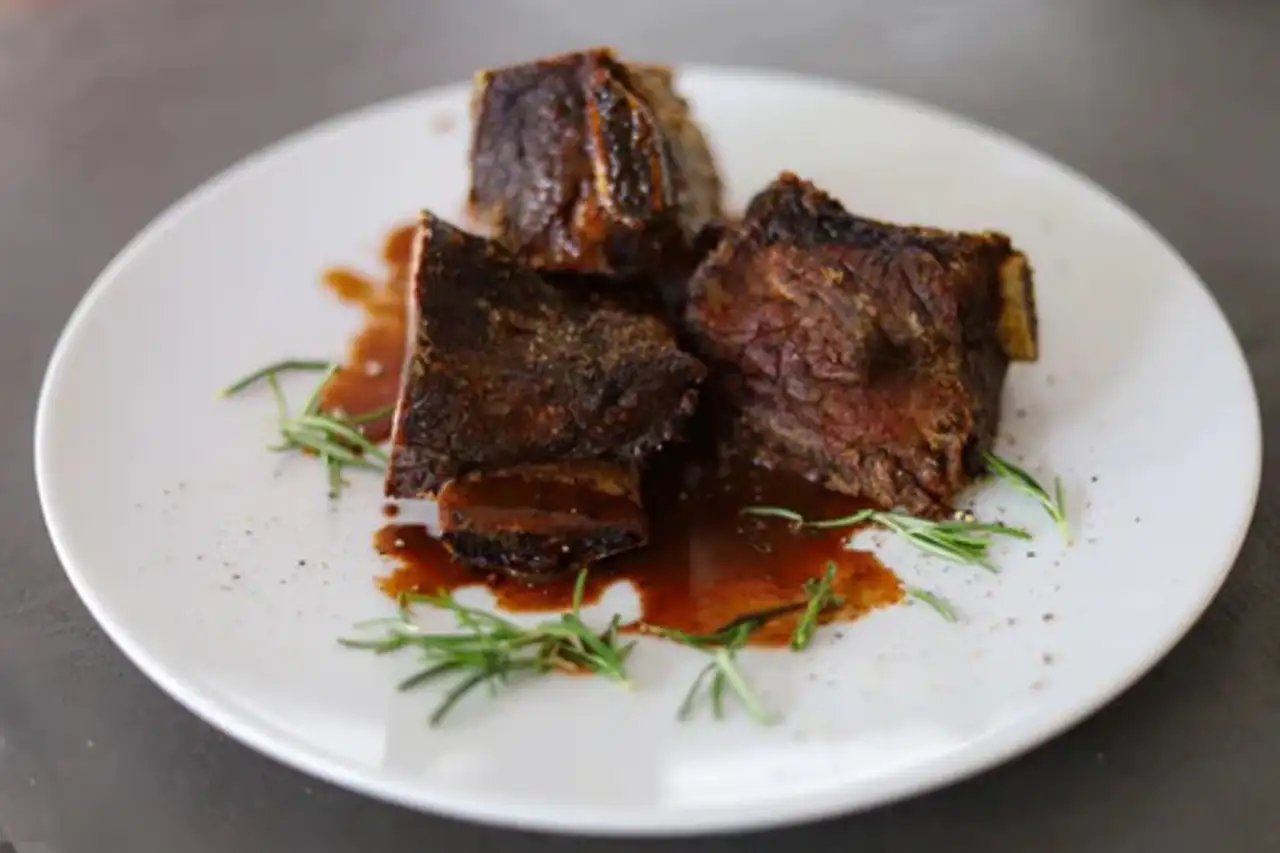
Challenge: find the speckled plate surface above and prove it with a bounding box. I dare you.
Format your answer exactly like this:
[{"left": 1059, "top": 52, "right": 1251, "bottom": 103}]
[{"left": 34, "top": 67, "right": 1261, "bottom": 835}]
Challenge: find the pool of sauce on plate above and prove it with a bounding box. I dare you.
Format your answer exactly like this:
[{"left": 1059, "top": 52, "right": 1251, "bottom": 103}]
[
  {"left": 322, "top": 222, "right": 903, "bottom": 647},
  {"left": 377, "top": 462, "right": 901, "bottom": 647}
]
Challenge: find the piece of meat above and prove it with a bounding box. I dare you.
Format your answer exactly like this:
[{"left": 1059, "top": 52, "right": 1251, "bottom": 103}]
[
  {"left": 436, "top": 461, "right": 647, "bottom": 581},
  {"left": 684, "top": 172, "right": 1040, "bottom": 516},
  {"left": 385, "top": 211, "right": 706, "bottom": 500},
  {"left": 467, "top": 47, "right": 723, "bottom": 280}
]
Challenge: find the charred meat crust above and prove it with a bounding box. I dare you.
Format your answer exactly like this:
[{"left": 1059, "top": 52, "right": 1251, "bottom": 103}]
[
  {"left": 384, "top": 212, "right": 707, "bottom": 500},
  {"left": 467, "top": 47, "right": 723, "bottom": 279},
  {"left": 684, "top": 172, "right": 1039, "bottom": 516},
  {"left": 436, "top": 461, "right": 647, "bottom": 580}
]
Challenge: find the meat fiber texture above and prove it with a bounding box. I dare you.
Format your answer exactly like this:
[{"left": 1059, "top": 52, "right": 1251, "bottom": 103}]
[
  {"left": 684, "top": 172, "right": 1039, "bottom": 516},
  {"left": 384, "top": 211, "right": 707, "bottom": 502},
  {"left": 467, "top": 47, "right": 723, "bottom": 282}
]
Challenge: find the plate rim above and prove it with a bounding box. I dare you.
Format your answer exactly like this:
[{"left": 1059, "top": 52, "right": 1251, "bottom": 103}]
[{"left": 33, "top": 64, "right": 1264, "bottom": 836}]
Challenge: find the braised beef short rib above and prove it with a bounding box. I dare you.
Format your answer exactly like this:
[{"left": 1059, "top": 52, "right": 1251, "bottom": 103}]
[
  {"left": 684, "top": 172, "right": 1038, "bottom": 516},
  {"left": 384, "top": 212, "right": 705, "bottom": 574},
  {"left": 468, "top": 48, "right": 723, "bottom": 281}
]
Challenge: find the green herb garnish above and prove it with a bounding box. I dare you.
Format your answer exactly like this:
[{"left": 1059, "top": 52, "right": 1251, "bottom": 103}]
[
  {"left": 873, "top": 512, "right": 1028, "bottom": 572},
  {"left": 791, "top": 561, "right": 841, "bottom": 651},
  {"left": 221, "top": 359, "right": 391, "bottom": 498},
  {"left": 740, "top": 506, "right": 1029, "bottom": 571},
  {"left": 736, "top": 505, "right": 808, "bottom": 526},
  {"left": 657, "top": 620, "right": 772, "bottom": 725},
  {"left": 341, "top": 569, "right": 634, "bottom": 726},
  {"left": 905, "top": 586, "right": 960, "bottom": 622},
  {"left": 219, "top": 358, "right": 333, "bottom": 397},
  {"left": 639, "top": 564, "right": 846, "bottom": 723},
  {"left": 983, "top": 451, "right": 1070, "bottom": 544}
]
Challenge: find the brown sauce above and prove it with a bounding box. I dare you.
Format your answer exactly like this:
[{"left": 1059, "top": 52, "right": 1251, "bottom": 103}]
[
  {"left": 326, "top": 222, "right": 903, "bottom": 648},
  {"left": 377, "top": 460, "right": 901, "bottom": 647},
  {"left": 317, "top": 222, "right": 416, "bottom": 443}
]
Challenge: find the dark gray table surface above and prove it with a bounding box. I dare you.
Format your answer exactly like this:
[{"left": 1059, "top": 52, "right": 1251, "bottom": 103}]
[{"left": 2, "top": 0, "right": 1277, "bottom": 850}]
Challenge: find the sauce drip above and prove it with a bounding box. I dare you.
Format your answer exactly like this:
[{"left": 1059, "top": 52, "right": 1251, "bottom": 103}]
[
  {"left": 324, "top": 222, "right": 903, "bottom": 648},
  {"left": 318, "top": 222, "right": 416, "bottom": 443}
]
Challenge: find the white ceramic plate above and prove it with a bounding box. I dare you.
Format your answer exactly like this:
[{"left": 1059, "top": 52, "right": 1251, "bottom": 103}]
[{"left": 35, "top": 67, "right": 1261, "bottom": 835}]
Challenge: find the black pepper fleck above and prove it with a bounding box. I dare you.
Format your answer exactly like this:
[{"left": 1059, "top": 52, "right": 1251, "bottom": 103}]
[
  {"left": 1027, "top": 550, "right": 1037, "bottom": 558},
  {"left": 1042, "top": 612, "right": 1055, "bottom": 622},
  {"left": 1043, "top": 653, "right": 1055, "bottom": 665}
]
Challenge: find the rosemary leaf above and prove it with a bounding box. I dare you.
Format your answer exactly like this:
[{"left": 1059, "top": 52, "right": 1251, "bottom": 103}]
[
  {"left": 222, "top": 358, "right": 393, "bottom": 500},
  {"left": 324, "top": 454, "right": 343, "bottom": 499},
  {"left": 219, "top": 358, "right": 334, "bottom": 397},
  {"left": 983, "top": 451, "right": 1070, "bottom": 544},
  {"left": 282, "top": 427, "right": 381, "bottom": 469},
  {"left": 266, "top": 373, "right": 289, "bottom": 422},
  {"left": 738, "top": 505, "right": 806, "bottom": 525},
  {"left": 905, "top": 587, "right": 960, "bottom": 622},
  {"left": 790, "top": 561, "right": 840, "bottom": 651},
  {"left": 801, "top": 509, "right": 876, "bottom": 530},
  {"left": 299, "top": 364, "right": 338, "bottom": 416},
  {"left": 293, "top": 414, "right": 388, "bottom": 459},
  {"left": 715, "top": 647, "right": 772, "bottom": 724},
  {"left": 342, "top": 570, "right": 634, "bottom": 726},
  {"left": 347, "top": 403, "right": 396, "bottom": 425},
  {"left": 709, "top": 668, "right": 727, "bottom": 720},
  {"left": 398, "top": 660, "right": 466, "bottom": 692},
  {"left": 677, "top": 661, "right": 717, "bottom": 721},
  {"left": 429, "top": 670, "right": 501, "bottom": 726},
  {"left": 745, "top": 504, "right": 1030, "bottom": 572}
]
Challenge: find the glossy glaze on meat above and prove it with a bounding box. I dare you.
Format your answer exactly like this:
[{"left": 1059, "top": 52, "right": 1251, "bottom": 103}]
[{"left": 468, "top": 48, "right": 723, "bottom": 280}]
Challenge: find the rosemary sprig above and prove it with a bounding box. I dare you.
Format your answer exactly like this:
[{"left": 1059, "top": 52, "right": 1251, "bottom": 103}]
[
  {"left": 222, "top": 359, "right": 390, "bottom": 498},
  {"left": 662, "top": 620, "right": 772, "bottom": 725},
  {"left": 791, "top": 561, "right": 841, "bottom": 651},
  {"left": 983, "top": 452, "right": 1070, "bottom": 544},
  {"left": 905, "top": 586, "right": 960, "bottom": 622},
  {"left": 219, "top": 358, "right": 333, "bottom": 397},
  {"left": 639, "top": 563, "right": 845, "bottom": 723},
  {"left": 340, "top": 570, "right": 634, "bottom": 726},
  {"left": 740, "top": 506, "right": 1029, "bottom": 571}
]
